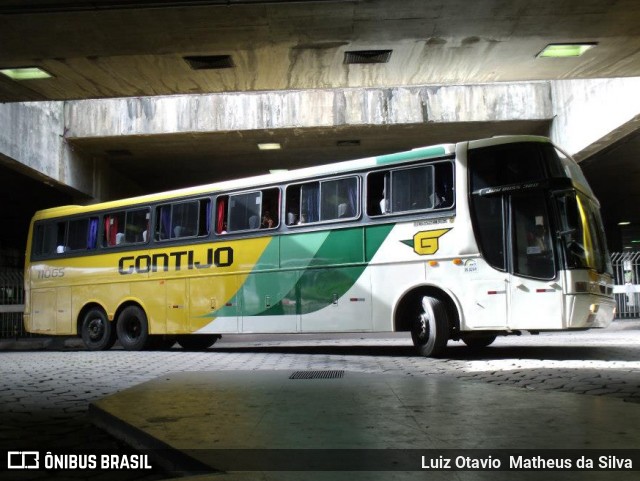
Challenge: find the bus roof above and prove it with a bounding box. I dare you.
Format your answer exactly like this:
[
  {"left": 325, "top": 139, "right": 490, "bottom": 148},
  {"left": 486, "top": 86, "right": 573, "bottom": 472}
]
[
  {"left": 32, "top": 135, "right": 556, "bottom": 221},
  {"left": 33, "top": 141, "right": 458, "bottom": 220}
]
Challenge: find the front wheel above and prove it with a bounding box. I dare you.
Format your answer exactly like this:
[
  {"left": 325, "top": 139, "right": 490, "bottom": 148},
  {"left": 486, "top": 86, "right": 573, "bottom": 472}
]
[
  {"left": 80, "top": 308, "right": 116, "bottom": 351},
  {"left": 461, "top": 334, "right": 497, "bottom": 349},
  {"left": 410, "top": 296, "right": 449, "bottom": 357},
  {"left": 116, "top": 306, "right": 149, "bottom": 351}
]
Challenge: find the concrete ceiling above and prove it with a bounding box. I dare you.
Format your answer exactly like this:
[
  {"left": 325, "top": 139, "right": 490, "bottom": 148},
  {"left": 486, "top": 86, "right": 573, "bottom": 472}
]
[
  {"left": 2, "top": 0, "right": 640, "bottom": 102},
  {"left": 1, "top": 0, "right": 640, "bottom": 248}
]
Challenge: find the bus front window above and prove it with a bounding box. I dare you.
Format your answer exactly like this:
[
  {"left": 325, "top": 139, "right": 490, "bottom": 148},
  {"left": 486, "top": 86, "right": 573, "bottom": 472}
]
[{"left": 555, "top": 192, "right": 612, "bottom": 275}]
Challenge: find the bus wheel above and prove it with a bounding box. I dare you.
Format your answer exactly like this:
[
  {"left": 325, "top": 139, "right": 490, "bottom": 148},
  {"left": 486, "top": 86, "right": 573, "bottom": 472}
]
[
  {"left": 116, "top": 306, "right": 149, "bottom": 351},
  {"left": 177, "top": 334, "right": 220, "bottom": 350},
  {"left": 80, "top": 308, "right": 116, "bottom": 351},
  {"left": 410, "top": 296, "right": 449, "bottom": 357},
  {"left": 461, "top": 335, "right": 497, "bottom": 349}
]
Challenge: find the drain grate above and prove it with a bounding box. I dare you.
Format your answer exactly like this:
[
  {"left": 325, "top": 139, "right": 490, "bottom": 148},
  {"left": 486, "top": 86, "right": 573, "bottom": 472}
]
[{"left": 289, "top": 370, "right": 345, "bottom": 380}]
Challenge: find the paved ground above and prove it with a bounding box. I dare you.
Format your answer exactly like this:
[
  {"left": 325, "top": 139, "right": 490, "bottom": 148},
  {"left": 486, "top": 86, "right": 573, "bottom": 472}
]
[{"left": 1, "top": 319, "right": 640, "bottom": 480}]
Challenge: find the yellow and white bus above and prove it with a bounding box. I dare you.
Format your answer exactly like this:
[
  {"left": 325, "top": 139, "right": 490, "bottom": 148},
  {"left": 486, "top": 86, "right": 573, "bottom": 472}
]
[{"left": 24, "top": 135, "right": 616, "bottom": 356}]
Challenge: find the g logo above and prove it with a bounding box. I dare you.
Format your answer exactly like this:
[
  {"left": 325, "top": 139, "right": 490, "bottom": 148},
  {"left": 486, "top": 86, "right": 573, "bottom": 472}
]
[{"left": 412, "top": 229, "right": 451, "bottom": 255}]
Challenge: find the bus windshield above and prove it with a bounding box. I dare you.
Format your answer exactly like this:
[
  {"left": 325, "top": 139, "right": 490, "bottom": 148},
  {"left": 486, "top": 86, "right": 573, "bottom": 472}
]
[{"left": 555, "top": 191, "right": 613, "bottom": 275}]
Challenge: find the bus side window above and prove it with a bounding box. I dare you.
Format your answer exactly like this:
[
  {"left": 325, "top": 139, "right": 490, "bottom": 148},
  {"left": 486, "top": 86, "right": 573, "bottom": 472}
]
[
  {"left": 54, "top": 221, "right": 67, "bottom": 254},
  {"left": 300, "top": 182, "right": 319, "bottom": 223},
  {"left": 225, "top": 188, "right": 279, "bottom": 233},
  {"left": 198, "top": 198, "right": 211, "bottom": 236},
  {"left": 320, "top": 177, "right": 358, "bottom": 221},
  {"left": 260, "top": 188, "right": 279, "bottom": 229},
  {"left": 171, "top": 201, "right": 198, "bottom": 238},
  {"left": 286, "top": 182, "right": 319, "bottom": 224},
  {"left": 367, "top": 171, "right": 389, "bottom": 216},
  {"left": 68, "top": 217, "right": 99, "bottom": 251},
  {"left": 434, "top": 162, "right": 454, "bottom": 208},
  {"left": 367, "top": 161, "right": 453, "bottom": 217},
  {"left": 33, "top": 221, "right": 66, "bottom": 257},
  {"left": 287, "top": 178, "right": 357, "bottom": 225},
  {"left": 127, "top": 209, "right": 148, "bottom": 243},
  {"left": 155, "top": 200, "right": 203, "bottom": 240},
  {"left": 215, "top": 196, "right": 228, "bottom": 234},
  {"left": 285, "top": 185, "right": 301, "bottom": 225}
]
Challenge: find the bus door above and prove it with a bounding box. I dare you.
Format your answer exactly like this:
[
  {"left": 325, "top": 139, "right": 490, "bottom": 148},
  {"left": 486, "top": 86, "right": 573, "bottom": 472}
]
[
  {"left": 507, "top": 192, "right": 564, "bottom": 330},
  {"left": 467, "top": 191, "right": 509, "bottom": 329}
]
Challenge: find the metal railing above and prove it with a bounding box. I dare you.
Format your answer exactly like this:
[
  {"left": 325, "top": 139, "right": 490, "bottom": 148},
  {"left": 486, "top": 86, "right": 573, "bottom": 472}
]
[
  {"left": 611, "top": 252, "right": 640, "bottom": 319},
  {"left": 0, "top": 269, "right": 30, "bottom": 338}
]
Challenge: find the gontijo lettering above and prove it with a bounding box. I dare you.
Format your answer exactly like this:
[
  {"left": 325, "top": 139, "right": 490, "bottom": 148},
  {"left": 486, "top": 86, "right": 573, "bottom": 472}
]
[{"left": 118, "top": 246, "right": 233, "bottom": 275}]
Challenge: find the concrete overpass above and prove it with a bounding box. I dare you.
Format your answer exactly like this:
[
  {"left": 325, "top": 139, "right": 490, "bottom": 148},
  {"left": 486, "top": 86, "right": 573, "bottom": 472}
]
[{"left": 1, "top": 0, "right": 640, "bottom": 257}]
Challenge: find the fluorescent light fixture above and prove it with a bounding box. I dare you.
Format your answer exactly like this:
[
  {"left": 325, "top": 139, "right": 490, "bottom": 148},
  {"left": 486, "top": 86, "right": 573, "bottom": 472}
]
[
  {"left": 618, "top": 221, "right": 631, "bottom": 226},
  {"left": 0, "top": 66, "right": 52, "bottom": 80},
  {"left": 269, "top": 169, "right": 288, "bottom": 174},
  {"left": 258, "top": 143, "right": 281, "bottom": 151},
  {"left": 537, "top": 43, "right": 596, "bottom": 58}
]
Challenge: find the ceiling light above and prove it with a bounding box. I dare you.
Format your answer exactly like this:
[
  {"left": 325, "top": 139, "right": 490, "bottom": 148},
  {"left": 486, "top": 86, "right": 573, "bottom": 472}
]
[
  {"left": 258, "top": 143, "right": 281, "bottom": 151},
  {"left": 0, "top": 67, "right": 52, "bottom": 80},
  {"left": 618, "top": 221, "right": 631, "bottom": 226},
  {"left": 536, "top": 43, "right": 596, "bottom": 58},
  {"left": 269, "top": 169, "right": 288, "bottom": 174}
]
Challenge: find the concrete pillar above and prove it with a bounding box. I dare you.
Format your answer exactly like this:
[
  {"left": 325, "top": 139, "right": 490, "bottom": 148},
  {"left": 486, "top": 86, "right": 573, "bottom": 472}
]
[{"left": 550, "top": 77, "right": 640, "bottom": 161}]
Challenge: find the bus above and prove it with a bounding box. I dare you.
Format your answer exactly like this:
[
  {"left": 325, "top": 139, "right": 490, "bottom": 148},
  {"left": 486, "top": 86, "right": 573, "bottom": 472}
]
[{"left": 24, "top": 135, "right": 616, "bottom": 356}]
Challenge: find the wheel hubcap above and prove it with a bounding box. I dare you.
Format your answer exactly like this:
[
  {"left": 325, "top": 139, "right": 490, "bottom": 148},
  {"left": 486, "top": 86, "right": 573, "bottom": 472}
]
[
  {"left": 416, "top": 312, "right": 429, "bottom": 341},
  {"left": 88, "top": 318, "right": 104, "bottom": 340},
  {"left": 125, "top": 319, "right": 140, "bottom": 339}
]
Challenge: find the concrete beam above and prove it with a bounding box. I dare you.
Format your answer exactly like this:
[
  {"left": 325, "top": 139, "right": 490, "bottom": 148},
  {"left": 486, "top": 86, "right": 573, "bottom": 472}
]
[
  {"left": 0, "top": 101, "right": 94, "bottom": 197},
  {"left": 550, "top": 77, "right": 640, "bottom": 161},
  {"left": 64, "top": 82, "right": 553, "bottom": 139},
  {"left": 0, "top": 101, "right": 146, "bottom": 202}
]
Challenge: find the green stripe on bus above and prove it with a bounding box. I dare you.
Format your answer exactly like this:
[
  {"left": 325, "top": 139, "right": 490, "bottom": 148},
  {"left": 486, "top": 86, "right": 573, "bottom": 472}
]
[
  {"left": 375, "top": 146, "right": 447, "bottom": 165},
  {"left": 205, "top": 224, "right": 394, "bottom": 319},
  {"left": 256, "top": 224, "right": 394, "bottom": 316}
]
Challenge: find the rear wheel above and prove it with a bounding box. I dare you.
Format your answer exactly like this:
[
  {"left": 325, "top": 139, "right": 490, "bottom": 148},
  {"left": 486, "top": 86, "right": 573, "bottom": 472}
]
[
  {"left": 410, "top": 296, "right": 449, "bottom": 357},
  {"left": 116, "top": 306, "right": 149, "bottom": 351},
  {"left": 80, "top": 308, "right": 116, "bottom": 351},
  {"left": 177, "top": 334, "right": 220, "bottom": 350}
]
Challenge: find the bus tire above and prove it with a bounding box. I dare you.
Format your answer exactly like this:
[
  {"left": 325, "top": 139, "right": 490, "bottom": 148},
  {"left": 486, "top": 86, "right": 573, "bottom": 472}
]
[
  {"left": 80, "top": 308, "right": 116, "bottom": 351},
  {"left": 116, "top": 305, "right": 149, "bottom": 351},
  {"left": 461, "top": 334, "right": 497, "bottom": 349},
  {"left": 177, "top": 334, "right": 220, "bottom": 350},
  {"left": 410, "top": 296, "right": 449, "bottom": 357}
]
